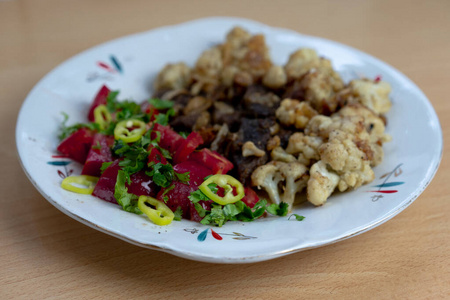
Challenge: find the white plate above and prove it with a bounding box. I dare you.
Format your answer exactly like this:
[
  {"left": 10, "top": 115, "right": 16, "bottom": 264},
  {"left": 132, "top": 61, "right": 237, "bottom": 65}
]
[{"left": 16, "top": 17, "right": 442, "bottom": 263}]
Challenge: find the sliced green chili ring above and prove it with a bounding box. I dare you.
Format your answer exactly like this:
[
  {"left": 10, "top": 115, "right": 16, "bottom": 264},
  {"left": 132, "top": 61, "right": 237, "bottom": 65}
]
[
  {"left": 93, "top": 104, "right": 112, "bottom": 130},
  {"left": 61, "top": 175, "right": 99, "bottom": 194},
  {"left": 199, "top": 174, "right": 245, "bottom": 205},
  {"left": 138, "top": 195, "right": 175, "bottom": 226},
  {"left": 114, "top": 119, "right": 146, "bottom": 143}
]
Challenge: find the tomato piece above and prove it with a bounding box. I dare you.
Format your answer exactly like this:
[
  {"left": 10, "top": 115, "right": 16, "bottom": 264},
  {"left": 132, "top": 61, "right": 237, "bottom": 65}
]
[
  {"left": 242, "top": 187, "right": 260, "bottom": 208},
  {"left": 57, "top": 128, "right": 94, "bottom": 164},
  {"left": 88, "top": 85, "right": 110, "bottom": 122},
  {"left": 81, "top": 133, "right": 114, "bottom": 177},
  {"left": 147, "top": 146, "right": 168, "bottom": 165},
  {"left": 188, "top": 148, "right": 233, "bottom": 174},
  {"left": 151, "top": 124, "right": 184, "bottom": 156},
  {"left": 173, "top": 132, "right": 203, "bottom": 164}
]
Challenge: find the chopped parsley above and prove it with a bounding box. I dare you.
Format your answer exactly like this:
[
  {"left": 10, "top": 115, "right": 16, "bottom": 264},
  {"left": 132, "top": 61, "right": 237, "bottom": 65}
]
[
  {"left": 188, "top": 188, "right": 294, "bottom": 227},
  {"left": 288, "top": 214, "right": 305, "bottom": 221},
  {"left": 114, "top": 170, "right": 141, "bottom": 214},
  {"left": 58, "top": 112, "right": 99, "bottom": 141},
  {"left": 154, "top": 108, "right": 175, "bottom": 126},
  {"left": 173, "top": 207, "right": 183, "bottom": 221},
  {"left": 161, "top": 184, "right": 175, "bottom": 203},
  {"left": 107, "top": 91, "right": 147, "bottom": 122},
  {"left": 146, "top": 162, "right": 190, "bottom": 188},
  {"left": 266, "top": 202, "right": 289, "bottom": 217},
  {"left": 148, "top": 98, "right": 174, "bottom": 110},
  {"left": 100, "top": 161, "right": 114, "bottom": 172}
]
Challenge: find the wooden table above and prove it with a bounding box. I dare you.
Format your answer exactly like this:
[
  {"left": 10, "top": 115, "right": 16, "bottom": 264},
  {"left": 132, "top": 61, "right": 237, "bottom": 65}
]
[{"left": 2, "top": 0, "right": 449, "bottom": 298}]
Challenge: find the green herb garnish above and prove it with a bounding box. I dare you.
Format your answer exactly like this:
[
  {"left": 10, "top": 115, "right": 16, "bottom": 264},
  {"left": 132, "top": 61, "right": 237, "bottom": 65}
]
[
  {"left": 58, "top": 112, "right": 99, "bottom": 141},
  {"left": 288, "top": 214, "right": 305, "bottom": 221},
  {"left": 173, "top": 207, "right": 183, "bottom": 221},
  {"left": 114, "top": 170, "right": 141, "bottom": 214}
]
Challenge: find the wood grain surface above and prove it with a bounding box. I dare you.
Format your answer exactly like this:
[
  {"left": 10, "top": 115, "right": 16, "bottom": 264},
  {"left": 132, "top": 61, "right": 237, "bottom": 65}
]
[{"left": 1, "top": 0, "right": 449, "bottom": 299}]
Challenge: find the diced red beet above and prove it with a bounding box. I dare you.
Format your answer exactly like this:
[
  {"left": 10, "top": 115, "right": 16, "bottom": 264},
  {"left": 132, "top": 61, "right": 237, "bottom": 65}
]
[
  {"left": 87, "top": 85, "right": 110, "bottom": 122},
  {"left": 57, "top": 128, "right": 95, "bottom": 164},
  {"left": 173, "top": 132, "right": 203, "bottom": 164},
  {"left": 92, "top": 160, "right": 158, "bottom": 204},
  {"left": 242, "top": 187, "right": 260, "bottom": 208},
  {"left": 188, "top": 148, "right": 234, "bottom": 174},
  {"left": 92, "top": 160, "right": 120, "bottom": 203},
  {"left": 151, "top": 124, "right": 184, "bottom": 156},
  {"left": 174, "top": 161, "right": 213, "bottom": 186},
  {"left": 127, "top": 171, "right": 158, "bottom": 197},
  {"left": 157, "top": 161, "right": 213, "bottom": 218},
  {"left": 189, "top": 200, "right": 212, "bottom": 222},
  {"left": 140, "top": 101, "right": 160, "bottom": 121},
  {"left": 147, "top": 146, "right": 168, "bottom": 165},
  {"left": 81, "top": 134, "right": 114, "bottom": 177},
  {"left": 157, "top": 181, "right": 193, "bottom": 218}
]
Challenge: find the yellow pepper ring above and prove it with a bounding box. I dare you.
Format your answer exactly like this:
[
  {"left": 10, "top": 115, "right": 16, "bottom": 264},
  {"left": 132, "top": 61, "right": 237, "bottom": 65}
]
[
  {"left": 199, "top": 174, "right": 245, "bottom": 205},
  {"left": 114, "top": 119, "right": 146, "bottom": 143},
  {"left": 93, "top": 104, "right": 112, "bottom": 130},
  {"left": 138, "top": 196, "right": 174, "bottom": 226},
  {"left": 61, "top": 175, "right": 99, "bottom": 194}
]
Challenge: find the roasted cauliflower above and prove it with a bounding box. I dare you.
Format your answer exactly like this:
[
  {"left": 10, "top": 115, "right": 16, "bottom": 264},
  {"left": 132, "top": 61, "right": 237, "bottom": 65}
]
[
  {"left": 153, "top": 27, "right": 394, "bottom": 212},
  {"left": 285, "top": 132, "right": 323, "bottom": 166},
  {"left": 307, "top": 161, "right": 340, "bottom": 206},
  {"left": 252, "top": 161, "right": 309, "bottom": 210},
  {"left": 276, "top": 99, "right": 318, "bottom": 129},
  {"left": 154, "top": 62, "right": 191, "bottom": 91},
  {"left": 345, "top": 79, "right": 392, "bottom": 114}
]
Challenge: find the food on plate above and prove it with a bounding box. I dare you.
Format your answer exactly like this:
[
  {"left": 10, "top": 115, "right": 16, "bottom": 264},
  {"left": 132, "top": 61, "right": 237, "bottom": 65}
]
[{"left": 56, "top": 27, "right": 391, "bottom": 226}]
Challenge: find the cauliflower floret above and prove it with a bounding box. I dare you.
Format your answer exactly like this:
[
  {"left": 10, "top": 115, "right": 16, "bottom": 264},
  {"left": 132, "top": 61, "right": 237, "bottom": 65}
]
[
  {"left": 251, "top": 162, "right": 284, "bottom": 204},
  {"left": 225, "top": 26, "right": 251, "bottom": 50},
  {"left": 242, "top": 141, "right": 266, "bottom": 157},
  {"left": 251, "top": 161, "right": 309, "bottom": 210},
  {"left": 266, "top": 135, "right": 281, "bottom": 151},
  {"left": 285, "top": 132, "right": 323, "bottom": 166},
  {"left": 191, "top": 47, "right": 224, "bottom": 94},
  {"left": 319, "top": 130, "right": 367, "bottom": 171},
  {"left": 263, "top": 65, "right": 287, "bottom": 89},
  {"left": 305, "top": 106, "right": 389, "bottom": 167},
  {"left": 304, "top": 115, "right": 334, "bottom": 138},
  {"left": 284, "top": 48, "right": 321, "bottom": 78},
  {"left": 221, "top": 65, "right": 239, "bottom": 87},
  {"left": 154, "top": 63, "right": 191, "bottom": 91},
  {"left": 300, "top": 68, "right": 344, "bottom": 114},
  {"left": 319, "top": 130, "right": 375, "bottom": 191},
  {"left": 306, "top": 114, "right": 368, "bottom": 141},
  {"left": 337, "top": 104, "right": 391, "bottom": 144},
  {"left": 307, "top": 161, "right": 340, "bottom": 206},
  {"left": 336, "top": 104, "right": 391, "bottom": 166},
  {"left": 222, "top": 28, "right": 272, "bottom": 79},
  {"left": 348, "top": 79, "right": 392, "bottom": 114},
  {"left": 279, "top": 162, "right": 309, "bottom": 209},
  {"left": 276, "top": 99, "right": 318, "bottom": 129},
  {"left": 337, "top": 162, "right": 374, "bottom": 192},
  {"left": 194, "top": 47, "right": 223, "bottom": 79},
  {"left": 271, "top": 146, "right": 297, "bottom": 163}
]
